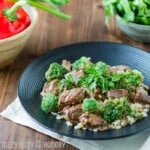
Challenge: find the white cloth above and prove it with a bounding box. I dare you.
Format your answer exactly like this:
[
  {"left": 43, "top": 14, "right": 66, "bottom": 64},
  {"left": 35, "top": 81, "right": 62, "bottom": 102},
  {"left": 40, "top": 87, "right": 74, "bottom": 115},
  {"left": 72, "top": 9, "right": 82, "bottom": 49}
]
[{"left": 0, "top": 97, "right": 150, "bottom": 150}]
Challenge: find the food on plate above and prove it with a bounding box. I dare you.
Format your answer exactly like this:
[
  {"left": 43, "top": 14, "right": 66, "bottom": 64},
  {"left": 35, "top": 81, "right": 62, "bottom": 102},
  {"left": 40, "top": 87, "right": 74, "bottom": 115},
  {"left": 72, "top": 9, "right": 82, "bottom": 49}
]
[{"left": 41, "top": 57, "right": 150, "bottom": 131}]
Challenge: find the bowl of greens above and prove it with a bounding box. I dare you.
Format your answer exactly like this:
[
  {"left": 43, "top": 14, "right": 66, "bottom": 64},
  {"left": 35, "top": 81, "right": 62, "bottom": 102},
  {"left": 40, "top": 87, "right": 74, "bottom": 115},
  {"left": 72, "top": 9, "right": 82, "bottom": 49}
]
[{"left": 102, "top": 0, "right": 150, "bottom": 42}]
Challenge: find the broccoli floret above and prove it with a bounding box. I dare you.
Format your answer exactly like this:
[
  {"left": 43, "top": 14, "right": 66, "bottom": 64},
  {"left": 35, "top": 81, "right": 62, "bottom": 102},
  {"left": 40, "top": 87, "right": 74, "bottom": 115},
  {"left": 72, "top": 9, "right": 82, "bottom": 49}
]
[
  {"left": 51, "top": 0, "right": 70, "bottom": 6},
  {"left": 45, "top": 63, "right": 68, "bottom": 82},
  {"left": 82, "top": 98, "right": 101, "bottom": 113},
  {"left": 102, "top": 98, "right": 131, "bottom": 123},
  {"left": 41, "top": 93, "right": 58, "bottom": 113},
  {"left": 72, "top": 57, "right": 92, "bottom": 71},
  {"left": 111, "top": 69, "right": 144, "bottom": 89}
]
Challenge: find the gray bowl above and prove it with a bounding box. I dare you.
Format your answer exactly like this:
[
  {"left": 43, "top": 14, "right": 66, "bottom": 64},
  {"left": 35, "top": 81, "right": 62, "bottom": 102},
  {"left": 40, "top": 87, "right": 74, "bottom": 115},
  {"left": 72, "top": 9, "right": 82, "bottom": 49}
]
[{"left": 116, "top": 15, "right": 150, "bottom": 42}]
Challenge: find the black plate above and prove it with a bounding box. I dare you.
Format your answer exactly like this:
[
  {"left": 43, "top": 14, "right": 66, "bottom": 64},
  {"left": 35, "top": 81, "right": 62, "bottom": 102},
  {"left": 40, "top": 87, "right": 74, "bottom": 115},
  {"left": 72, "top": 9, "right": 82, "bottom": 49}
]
[{"left": 18, "top": 42, "right": 150, "bottom": 140}]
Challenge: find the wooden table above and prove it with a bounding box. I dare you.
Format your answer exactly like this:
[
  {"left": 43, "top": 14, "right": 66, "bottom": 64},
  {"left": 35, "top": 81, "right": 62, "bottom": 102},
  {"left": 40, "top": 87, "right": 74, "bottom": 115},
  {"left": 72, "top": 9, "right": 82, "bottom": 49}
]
[{"left": 0, "top": 0, "right": 150, "bottom": 149}]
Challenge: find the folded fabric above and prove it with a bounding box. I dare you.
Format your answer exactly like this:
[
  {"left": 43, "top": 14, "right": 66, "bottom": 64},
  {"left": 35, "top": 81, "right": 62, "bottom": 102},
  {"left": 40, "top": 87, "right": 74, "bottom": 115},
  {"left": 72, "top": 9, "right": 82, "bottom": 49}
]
[{"left": 0, "top": 97, "right": 150, "bottom": 150}]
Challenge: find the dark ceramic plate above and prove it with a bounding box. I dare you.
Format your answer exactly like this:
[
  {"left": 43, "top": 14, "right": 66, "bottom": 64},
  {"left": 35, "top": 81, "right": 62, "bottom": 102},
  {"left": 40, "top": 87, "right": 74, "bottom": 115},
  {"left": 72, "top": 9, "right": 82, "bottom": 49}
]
[{"left": 18, "top": 42, "right": 150, "bottom": 140}]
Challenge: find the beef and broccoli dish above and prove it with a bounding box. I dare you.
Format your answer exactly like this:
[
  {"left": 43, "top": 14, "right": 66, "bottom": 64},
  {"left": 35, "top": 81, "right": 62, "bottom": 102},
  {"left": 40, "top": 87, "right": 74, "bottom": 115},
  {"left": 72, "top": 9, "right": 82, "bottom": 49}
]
[{"left": 41, "top": 57, "right": 150, "bottom": 131}]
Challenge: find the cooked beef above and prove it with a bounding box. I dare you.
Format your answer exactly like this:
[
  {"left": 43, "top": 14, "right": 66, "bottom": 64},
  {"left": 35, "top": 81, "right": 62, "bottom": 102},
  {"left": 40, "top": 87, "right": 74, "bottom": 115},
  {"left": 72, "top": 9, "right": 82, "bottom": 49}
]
[
  {"left": 110, "top": 65, "right": 130, "bottom": 73},
  {"left": 107, "top": 89, "right": 128, "bottom": 99},
  {"left": 134, "top": 87, "right": 150, "bottom": 104},
  {"left": 79, "top": 113, "right": 106, "bottom": 128},
  {"left": 66, "top": 70, "right": 84, "bottom": 82},
  {"left": 62, "top": 59, "right": 71, "bottom": 71},
  {"left": 42, "top": 79, "right": 59, "bottom": 95},
  {"left": 63, "top": 104, "right": 82, "bottom": 124},
  {"left": 58, "top": 88, "right": 86, "bottom": 109}
]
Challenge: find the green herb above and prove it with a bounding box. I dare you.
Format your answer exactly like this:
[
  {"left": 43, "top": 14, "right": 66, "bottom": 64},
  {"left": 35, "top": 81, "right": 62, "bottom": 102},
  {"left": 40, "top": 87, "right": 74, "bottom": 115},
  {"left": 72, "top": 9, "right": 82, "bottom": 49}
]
[
  {"left": 78, "top": 74, "right": 111, "bottom": 93},
  {"left": 102, "top": 0, "right": 150, "bottom": 25},
  {"left": 77, "top": 61, "right": 112, "bottom": 93}
]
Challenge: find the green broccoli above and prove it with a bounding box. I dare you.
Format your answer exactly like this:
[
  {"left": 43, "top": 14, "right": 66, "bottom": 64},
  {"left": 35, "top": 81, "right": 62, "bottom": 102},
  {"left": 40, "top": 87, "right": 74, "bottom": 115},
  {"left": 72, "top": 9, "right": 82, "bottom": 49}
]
[
  {"left": 102, "top": 98, "right": 131, "bottom": 123},
  {"left": 72, "top": 57, "right": 92, "bottom": 71},
  {"left": 82, "top": 98, "right": 101, "bottom": 113},
  {"left": 111, "top": 69, "right": 144, "bottom": 89},
  {"left": 41, "top": 93, "right": 58, "bottom": 113},
  {"left": 45, "top": 63, "right": 68, "bottom": 82}
]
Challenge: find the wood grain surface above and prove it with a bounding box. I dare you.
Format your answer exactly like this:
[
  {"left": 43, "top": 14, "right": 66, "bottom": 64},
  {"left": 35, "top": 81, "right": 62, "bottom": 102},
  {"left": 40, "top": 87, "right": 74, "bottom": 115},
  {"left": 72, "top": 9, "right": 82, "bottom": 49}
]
[{"left": 0, "top": 0, "right": 150, "bottom": 150}]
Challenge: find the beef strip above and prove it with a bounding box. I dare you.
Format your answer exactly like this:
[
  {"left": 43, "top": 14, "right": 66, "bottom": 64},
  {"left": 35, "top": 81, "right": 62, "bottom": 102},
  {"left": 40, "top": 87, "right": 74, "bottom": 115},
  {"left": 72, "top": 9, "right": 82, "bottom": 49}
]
[
  {"left": 79, "top": 113, "right": 106, "bottom": 128},
  {"left": 110, "top": 65, "right": 130, "bottom": 74},
  {"left": 66, "top": 70, "right": 84, "bottom": 82},
  {"left": 107, "top": 89, "right": 128, "bottom": 99},
  {"left": 42, "top": 79, "right": 59, "bottom": 95},
  {"left": 134, "top": 87, "right": 150, "bottom": 104},
  {"left": 63, "top": 104, "right": 82, "bottom": 124},
  {"left": 62, "top": 59, "right": 71, "bottom": 71},
  {"left": 58, "top": 88, "right": 86, "bottom": 109}
]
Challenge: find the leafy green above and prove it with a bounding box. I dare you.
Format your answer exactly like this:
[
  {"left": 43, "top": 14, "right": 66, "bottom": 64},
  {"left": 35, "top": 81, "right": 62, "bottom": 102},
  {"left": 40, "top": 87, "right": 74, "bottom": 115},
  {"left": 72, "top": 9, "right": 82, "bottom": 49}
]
[
  {"left": 82, "top": 98, "right": 101, "bottom": 113},
  {"left": 45, "top": 63, "right": 68, "bottom": 82},
  {"left": 102, "top": 98, "right": 131, "bottom": 123},
  {"left": 78, "top": 61, "right": 112, "bottom": 93},
  {"left": 77, "top": 58, "right": 143, "bottom": 93},
  {"left": 78, "top": 74, "right": 112, "bottom": 93},
  {"left": 72, "top": 57, "right": 92, "bottom": 71},
  {"left": 41, "top": 93, "right": 58, "bottom": 113},
  {"left": 102, "top": 0, "right": 150, "bottom": 25}
]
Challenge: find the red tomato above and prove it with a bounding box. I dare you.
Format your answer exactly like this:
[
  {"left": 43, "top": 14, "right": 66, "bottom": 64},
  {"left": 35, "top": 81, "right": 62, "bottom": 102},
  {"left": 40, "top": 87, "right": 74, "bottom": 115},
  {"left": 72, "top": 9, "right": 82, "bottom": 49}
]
[{"left": 0, "top": 0, "right": 31, "bottom": 39}]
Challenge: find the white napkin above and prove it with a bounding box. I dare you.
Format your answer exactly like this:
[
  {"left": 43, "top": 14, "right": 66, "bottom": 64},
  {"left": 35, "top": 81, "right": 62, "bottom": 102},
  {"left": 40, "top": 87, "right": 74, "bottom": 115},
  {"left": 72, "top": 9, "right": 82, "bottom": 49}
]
[{"left": 0, "top": 97, "right": 150, "bottom": 150}]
